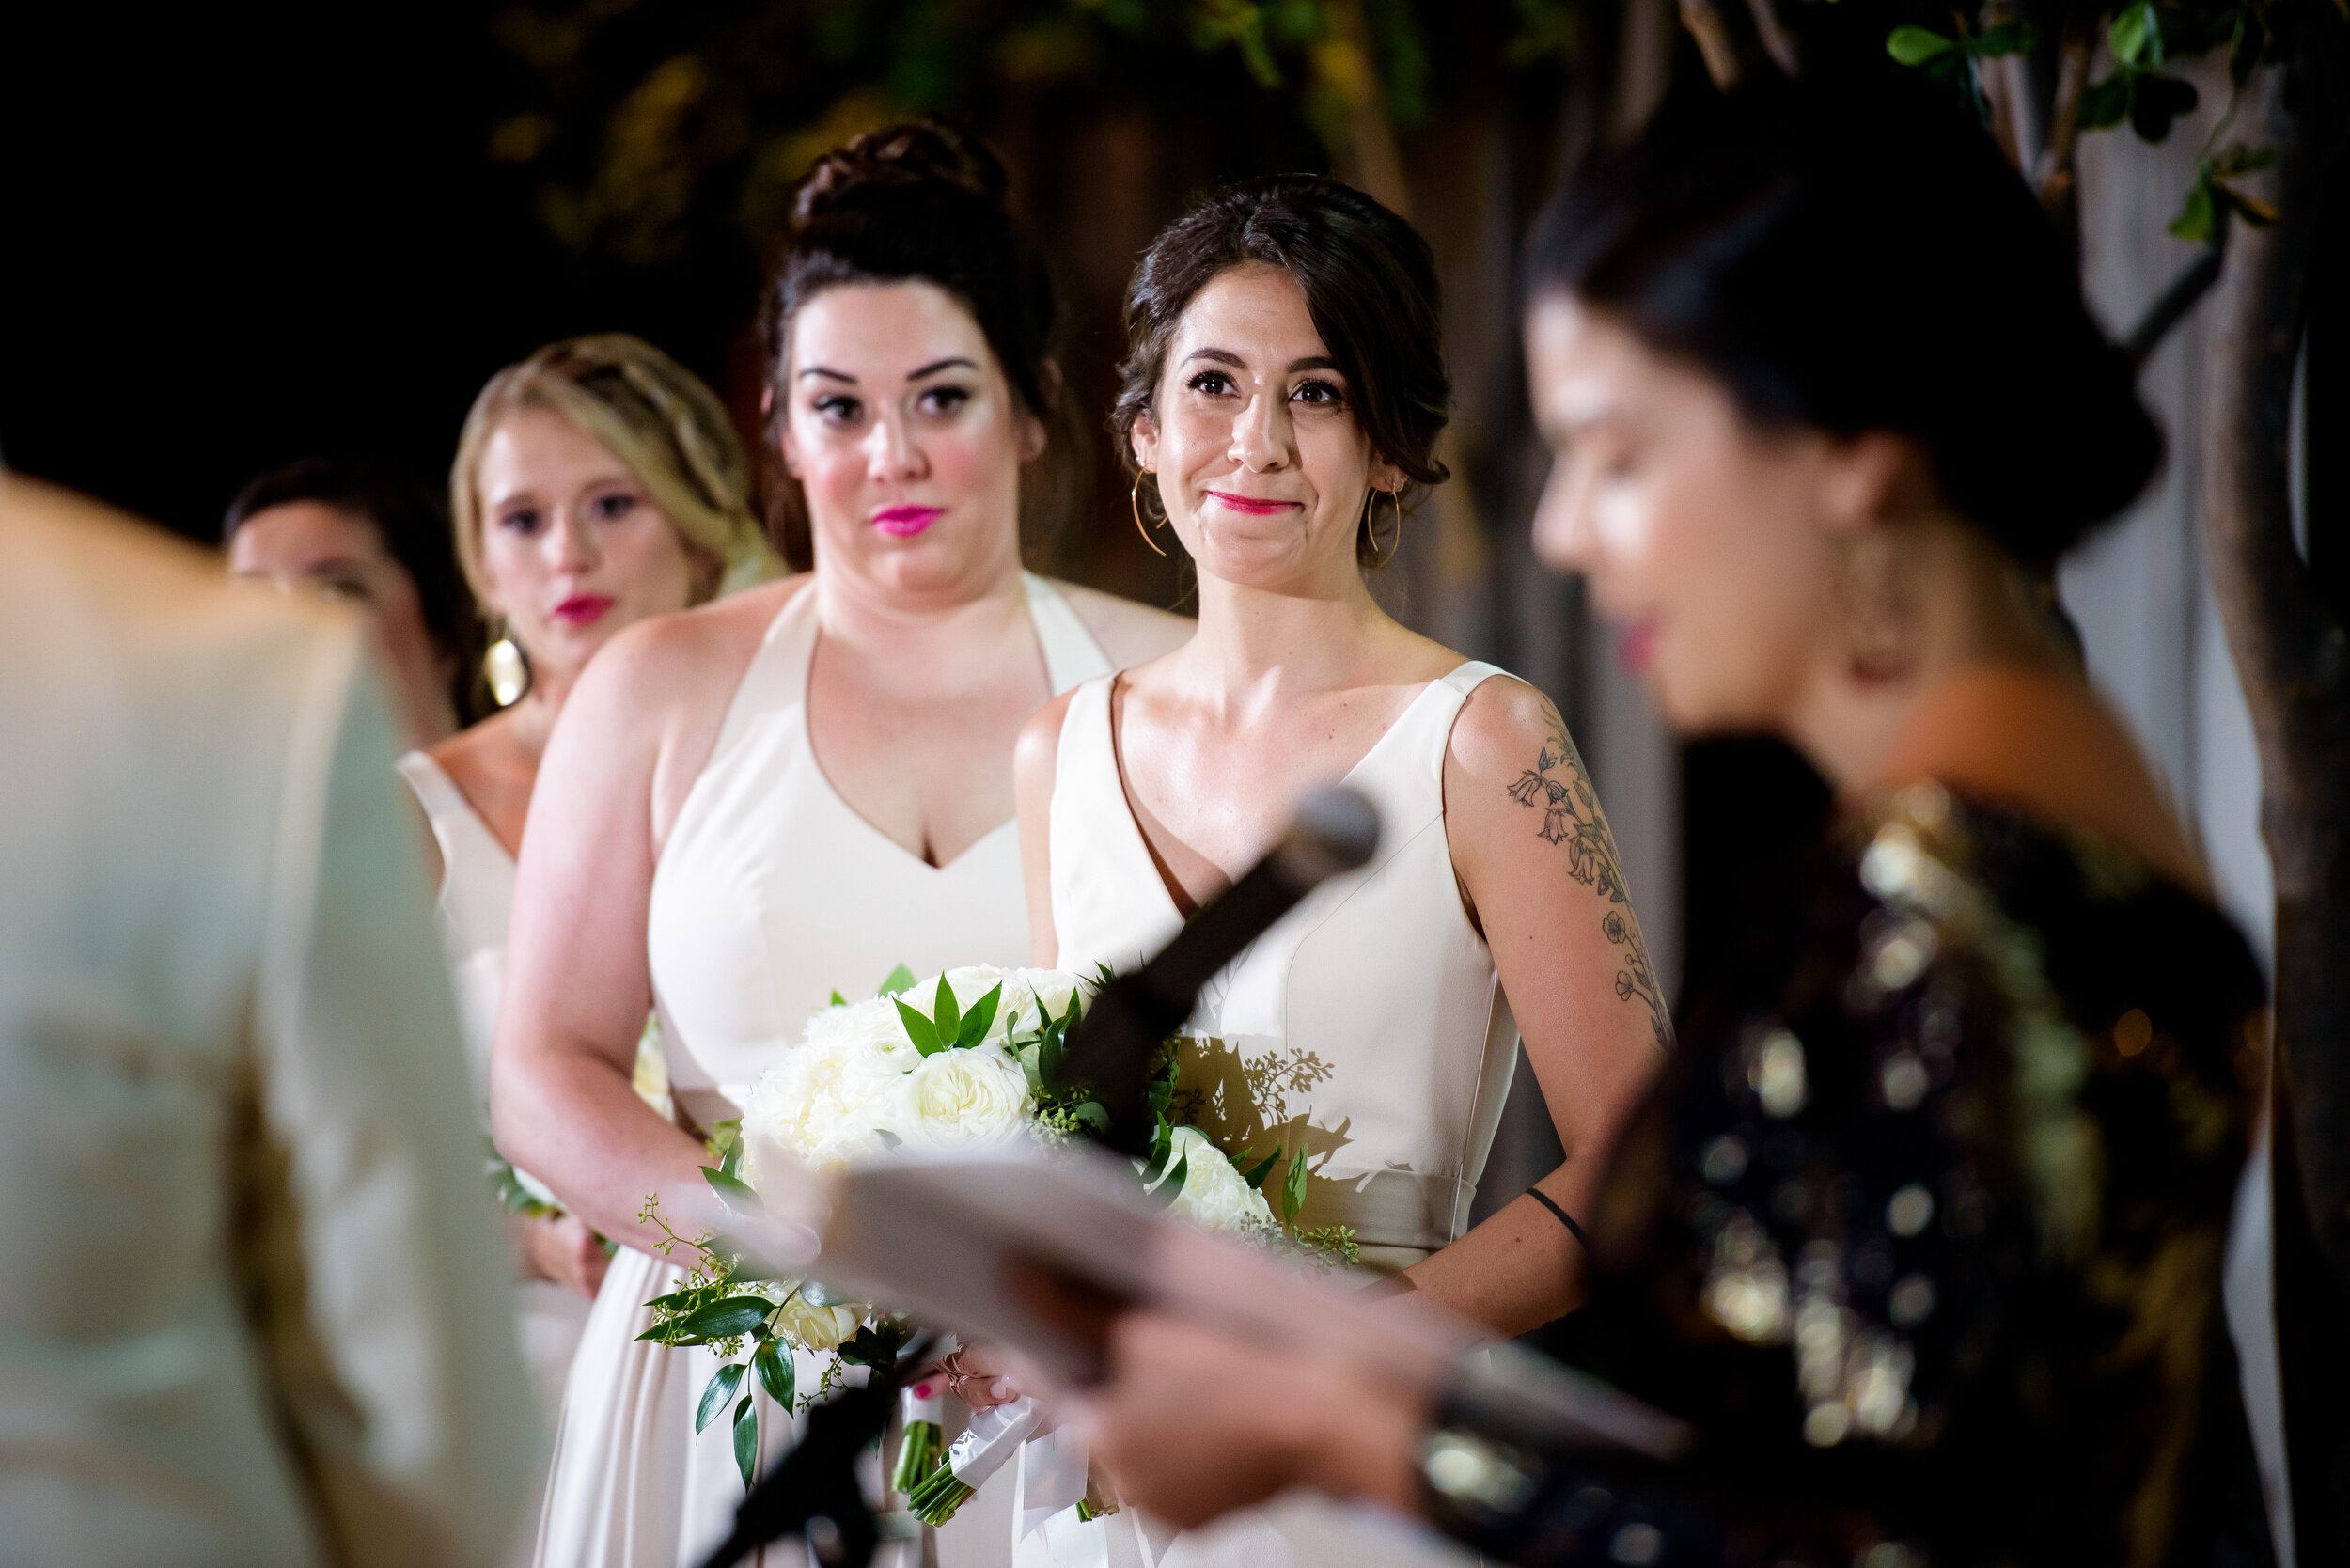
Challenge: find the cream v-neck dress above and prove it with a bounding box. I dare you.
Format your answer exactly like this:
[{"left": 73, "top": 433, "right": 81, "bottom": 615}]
[
  {"left": 1036, "top": 664, "right": 1522, "bottom": 1568},
  {"left": 534, "top": 575, "right": 1112, "bottom": 1568}
]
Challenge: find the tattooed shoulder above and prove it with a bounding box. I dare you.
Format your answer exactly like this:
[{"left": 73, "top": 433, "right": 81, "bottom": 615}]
[{"left": 1507, "top": 708, "right": 1672, "bottom": 1051}]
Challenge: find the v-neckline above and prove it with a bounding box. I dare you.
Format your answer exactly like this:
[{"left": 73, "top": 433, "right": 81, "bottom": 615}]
[
  {"left": 794, "top": 577, "right": 1051, "bottom": 876},
  {"left": 1103, "top": 669, "right": 1457, "bottom": 918}
]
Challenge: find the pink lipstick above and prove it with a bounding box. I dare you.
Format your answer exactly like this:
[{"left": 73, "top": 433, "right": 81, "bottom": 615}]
[
  {"left": 1615, "top": 619, "right": 1659, "bottom": 673},
  {"left": 1205, "top": 490, "right": 1297, "bottom": 517},
  {"left": 552, "top": 594, "right": 614, "bottom": 628},
  {"left": 873, "top": 505, "right": 943, "bottom": 538}
]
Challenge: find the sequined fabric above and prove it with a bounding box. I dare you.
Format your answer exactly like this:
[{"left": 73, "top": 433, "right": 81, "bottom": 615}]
[{"left": 1511, "top": 785, "right": 2271, "bottom": 1568}]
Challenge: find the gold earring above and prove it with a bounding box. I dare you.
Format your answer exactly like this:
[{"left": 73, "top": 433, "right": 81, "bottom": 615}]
[
  {"left": 482, "top": 620, "right": 531, "bottom": 708},
  {"left": 1363, "top": 487, "right": 1402, "bottom": 569},
  {"left": 1132, "top": 470, "right": 1167, "bottom": 557}
]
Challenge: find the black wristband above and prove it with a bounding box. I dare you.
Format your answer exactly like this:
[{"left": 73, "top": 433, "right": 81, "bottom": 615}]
[{"left": 1526, "top": 1186, "right": 1590, "bottom": 1252}]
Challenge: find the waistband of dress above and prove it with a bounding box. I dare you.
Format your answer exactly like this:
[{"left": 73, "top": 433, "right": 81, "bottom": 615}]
[{"left": 1296, "top": 1168, "right": 1472, "bottom": 1257}]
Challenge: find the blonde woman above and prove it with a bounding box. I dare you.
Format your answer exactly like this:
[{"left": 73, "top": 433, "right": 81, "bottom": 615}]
[{"left": 396, "top": 334, "right": 776, "bottom": 1433}]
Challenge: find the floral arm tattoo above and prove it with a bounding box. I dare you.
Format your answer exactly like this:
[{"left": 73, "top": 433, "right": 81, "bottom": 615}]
[{"left": 1507, "top": 708, "right": 1673, "bottom": 1052}]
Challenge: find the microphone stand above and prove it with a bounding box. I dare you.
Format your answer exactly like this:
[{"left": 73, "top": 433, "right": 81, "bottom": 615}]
[{"left": 695, "top": 787, "right": 1380, "bottom": 1568}]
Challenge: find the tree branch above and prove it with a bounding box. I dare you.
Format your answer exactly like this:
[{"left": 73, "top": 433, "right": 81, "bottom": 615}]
[{"left": 2127, "top": 239, "right": 2227, "bottom": 366}]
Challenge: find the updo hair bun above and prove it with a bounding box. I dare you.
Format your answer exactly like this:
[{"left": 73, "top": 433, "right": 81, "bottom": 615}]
[
  {"left": 1525, "top": 75, "right": 2161, "bottom": 566},
  {"left": 791, "top": 120, "right": 1010, "bottom": 225},
  {"left": 758, "top": 119, "right": 1068, "bottom": 564}
]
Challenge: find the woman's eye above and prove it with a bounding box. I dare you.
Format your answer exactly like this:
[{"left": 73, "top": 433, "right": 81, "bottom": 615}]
[
  {"left": 1185, "top": 370, "right": 1234, "bottom": 397},
  {"left": 315, "top": 574, "right": 370, "bottom": 604},
  {"left": 813, "top": 395, "right": 861, "bottom": 425},
  {"left": 589, "top": 492, "right": 639, "bottom": 522},
  {"left": 498, "top": 507, "right": 541, "bottom": 534},
  {"left": 1291, "top": 379, "right": 1346, "bottom": 408},
  {"left": 917, "top": 385, "right": 971, "bottom": 416}
]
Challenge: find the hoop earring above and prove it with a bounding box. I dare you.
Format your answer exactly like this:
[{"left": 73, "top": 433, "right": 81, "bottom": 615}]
[
  {"left": 1363, "top": 487, "right": 1402, "bottom": 569},
  {"left": 1132, "top": 470, "right": 1167, "bottom": 557},
  {"left": 482, "top": 619, "right": 532, "bottom": 708}
]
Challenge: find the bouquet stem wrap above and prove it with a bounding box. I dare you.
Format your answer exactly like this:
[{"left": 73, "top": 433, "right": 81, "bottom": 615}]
[
  {"left": 906, "top": 1397, "right": 1043, "bottom": 1525},
  {"left": 891, "top": 1383, "right": 946, "bottom": 1496}
]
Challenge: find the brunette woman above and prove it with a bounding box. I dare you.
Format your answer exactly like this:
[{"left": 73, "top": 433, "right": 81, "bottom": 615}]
[
  {"left": 1013, "top": 175, "right": 1668, "bottom": 1566},
  {"left": 493, "top": 125, "right": 1188, "bottom": 1568}
]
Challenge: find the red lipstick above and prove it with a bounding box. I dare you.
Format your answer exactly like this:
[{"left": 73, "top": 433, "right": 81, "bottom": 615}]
[
  {"left": 873, "top": 505, "right": 943, "bottom": 538},
  {"left": 552, "top": 594, "right": 614, "bottom": 628},
  {"left": 1205, "top": 490, "right": 1298, "bottom": 517}
]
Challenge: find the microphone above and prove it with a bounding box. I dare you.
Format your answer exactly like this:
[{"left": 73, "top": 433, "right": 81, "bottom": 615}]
[{"left": 1057, "top": 785, "right": 1380, "bottom": 1153}]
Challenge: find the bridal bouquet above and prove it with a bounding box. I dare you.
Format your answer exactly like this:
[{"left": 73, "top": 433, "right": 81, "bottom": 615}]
[{"left": 637, "top": 964, "right": 1352, "bottom": 1488}]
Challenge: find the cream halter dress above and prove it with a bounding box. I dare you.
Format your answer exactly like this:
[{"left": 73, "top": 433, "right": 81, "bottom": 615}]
[
  {"left": 534, "top": 575, "right": 1114, "bottom": 1568},
  {"left": 1037, "top": 662, "right": 1523, "bottom": 1568}
]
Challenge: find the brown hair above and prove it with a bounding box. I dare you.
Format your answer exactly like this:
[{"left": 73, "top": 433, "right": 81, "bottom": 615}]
[
  {"left": 450, "top": 334, "right": 777, "bottom": 611},
  {"left": 758, "top": 120, "right": 1073, "bottom": 570},
  {"left": 1112, "top": 175, "right": 1451, "bottom": 569}
]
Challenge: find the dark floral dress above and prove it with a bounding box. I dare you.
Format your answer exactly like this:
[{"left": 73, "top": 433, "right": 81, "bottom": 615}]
[{"left": 1488, "top": 784, "right": 2272, "bottom": 1568}]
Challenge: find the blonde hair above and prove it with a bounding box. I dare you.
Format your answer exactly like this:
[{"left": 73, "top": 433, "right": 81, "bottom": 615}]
[{"left": 450, "top": 334, "right": 778, "bottom": 610}]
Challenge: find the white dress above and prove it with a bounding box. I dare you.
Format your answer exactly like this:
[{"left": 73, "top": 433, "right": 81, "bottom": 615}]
[
  {"left": 1039, "top": 663, "right": 1522, "bottom": 1568},
  {"left": 535, "top": 575, "right": 1114, "bottom": 1568},
  {"left": 396, "top": 751, "right": 598, "bottom": 1430}
]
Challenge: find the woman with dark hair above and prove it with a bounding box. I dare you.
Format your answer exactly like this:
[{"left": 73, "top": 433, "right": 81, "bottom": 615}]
[
  {"left": 1060, "top": 78, "right": 2272, "bottom": 1568},
  {"left": 1012, "top": 172, "right": 1668, "bottom": 1562},
  {"left": 494, "top": 124, "right": 1188, "bottom": 1568},
  {"left": 225, "top": 456, "right": 475, "bottom": 746}
]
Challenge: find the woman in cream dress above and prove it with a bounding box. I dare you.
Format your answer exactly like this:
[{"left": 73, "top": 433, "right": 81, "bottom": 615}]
[
  {"left": 398, "top": 334, "right": 777, "bottom": 1427},
  {"left": 492, "top": 125, "right": 1188, "bottom": 1568},
  {"left": 1015, "top": 177, "right": 1666, "bottom": 1565}
]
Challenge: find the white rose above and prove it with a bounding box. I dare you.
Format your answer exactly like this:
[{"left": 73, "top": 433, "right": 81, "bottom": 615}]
[
  {"left": 743, "top": 1039, "right": 902, "bottom": 1174},
  {"left": 805, "top": 993, "right": 919, "bottom": 1060},
  {"left": 1009, "top": 967, "right": 1083, "bottom": 1033},
  {"left": 1146, "top": 1127, "right": 1276, "bottom": 1233},
  {"left": 773, "top": 1293, "right": 864, "bottom": 1353},
  {"left": 899, "top": 1045, "right": 1032, "bottom": 1149}
]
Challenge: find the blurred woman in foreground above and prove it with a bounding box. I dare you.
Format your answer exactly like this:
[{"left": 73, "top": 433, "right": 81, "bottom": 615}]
[{"left": 1072, "top": 77, "right": 2273, "bottom": 1568}]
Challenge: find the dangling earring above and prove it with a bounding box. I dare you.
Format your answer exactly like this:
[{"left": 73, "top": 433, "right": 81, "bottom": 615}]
[
  {"left": 1132, "top": 470, "right": 1167, "bottom": 557},
  {"left": 1362, "top": 486, "right": 1402, "bottom": 569},
  {"left": 1834, "top": 529, "right": 1919, "bottom": 682},
  {"left": 482, "top": 620, "right": 532, "bottom": 708}
]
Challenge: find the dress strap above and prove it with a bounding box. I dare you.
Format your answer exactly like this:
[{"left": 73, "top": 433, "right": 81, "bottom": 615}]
[
  {"left": 1023, "top": 573, "right": 1115, "bottom": 695},
  {"left": 394, "top": 749, "right": 467, "bottom": 823}
]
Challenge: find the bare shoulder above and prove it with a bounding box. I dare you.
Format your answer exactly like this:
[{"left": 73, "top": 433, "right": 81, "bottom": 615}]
[
  {"left": 1446, "top": 673, "right": 1573, "bottom": 788},
  {"left": 1048, "top": 579, "right": 1194, "bottom": 668},
  {"left": 1016, "top": 685, "right": 1083, "bottom": 778}
]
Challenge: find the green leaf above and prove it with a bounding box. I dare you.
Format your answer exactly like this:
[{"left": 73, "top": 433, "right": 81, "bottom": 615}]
[
  {"left": 702, "top": 1165, "right": 764, "bottom": 1216},
  {"left": 1148, "top": 1149, "right": 1189, "bottom": 1208},
  {"left": 706, "top": 1119, "right": 744, "bottom": 1179},
  {"left": 673, "top": 1294, "right": 776, "bottom": 1341},
  {"left": 1072, "top": 1101, "right": 1110, "bottom": 1134},
  {"left": 1886, "top": 25, "right": 1956, "bottom": 65},
  {"left": 1281, "top": 1146, "right": 1310, "bottom": 1226},
  {"left": 1140, "top": 1121, "right": 1174, "bottom": 1184},
  {"left": 1970, "top": 21, "right": 2032, "bottom": 56},
  {"left": 2170, "top": 178, "right": 2217, "bottom": 242},
  {"left": 896, "top": 996, "right": 946, "bottom": 1057},
  {"left": 830, "top": 989, "right": 847, "bottom": 1007},
  {"left": 753, "top": 1341, "right": 795, "bottom": 1408},
  {"left": 930, "top": 975, "right": 964, "bottom": 1043},
  {"left": 953, "top": 983, "right": 1004, "bottom": 1049},
  {"left": 732, "top": 1393, "right": 759, "bottom": 1487},
  {"left": 1241, "top": 1147, "right": 1282, "bottom": 1190},
  {"left": 2076, "top": 74, "right": 2133, "bottom": 132},
  {"left": 2108, "top": 1, "right": 2161, "bottom": 67},
  {"left": 878, "top": 964, "right": 917, "bottom": 998},
  {"left": 2222, "top": 184, "right": 2280, "bottom": 227},
  {"left": 697, "top": 1359, "right": 746, "bottom": 1435}
]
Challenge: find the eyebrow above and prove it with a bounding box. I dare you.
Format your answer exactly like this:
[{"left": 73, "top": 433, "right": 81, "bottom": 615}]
[
  {"left": 797, "top": 356, "right": 981, "bottom": 386},
  {"left": 1181, "top": 348, "right": 1342, "bottom": 375}
]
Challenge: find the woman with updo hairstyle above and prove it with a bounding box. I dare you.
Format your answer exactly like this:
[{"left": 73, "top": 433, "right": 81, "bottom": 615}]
[
  {"left": 395, "top": 332, "right": 775, "bottom": 1470},
  {"left": 498, "top": 125, "right": 1187, "bottom": 1567},
  {"left": 1484, "top": 75, "right": 2267, "bottom": 1564},
  {"left": 1012, "top": 169, "right": 1669, "bottom": 1564}
]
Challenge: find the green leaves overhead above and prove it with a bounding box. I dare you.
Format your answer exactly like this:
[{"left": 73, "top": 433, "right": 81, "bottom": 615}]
[
  {"left": 2109, "top": 0, "right": 2165, "bottom": 66},
  {"left": 1887, "top": 25, "right": 1959, "bottom": 64}
]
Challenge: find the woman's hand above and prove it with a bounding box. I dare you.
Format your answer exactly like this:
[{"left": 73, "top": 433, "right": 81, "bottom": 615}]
[
  {"left": 936, "top": 1343, "right": 1025, "bottom": 1408},
  {"left": 512, "top": 1210, "right": 612, "bottom": 1298}
]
